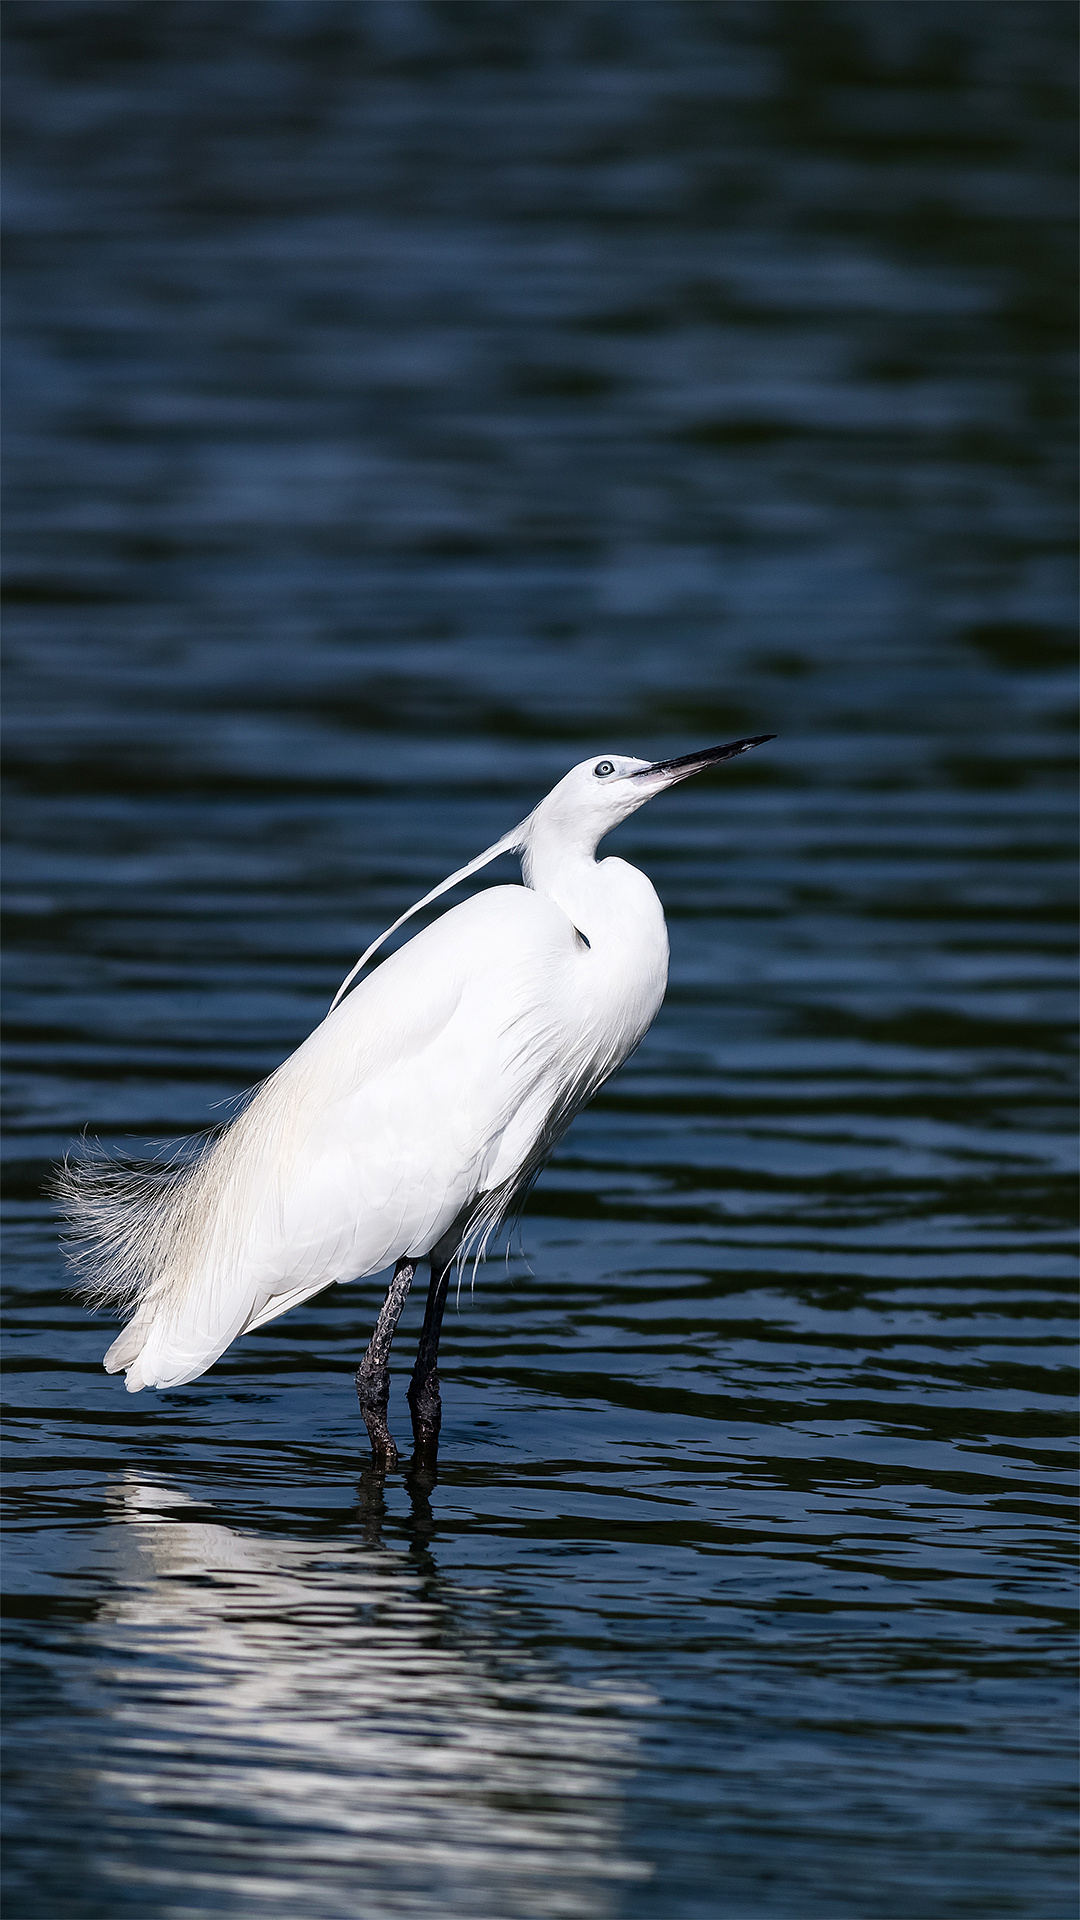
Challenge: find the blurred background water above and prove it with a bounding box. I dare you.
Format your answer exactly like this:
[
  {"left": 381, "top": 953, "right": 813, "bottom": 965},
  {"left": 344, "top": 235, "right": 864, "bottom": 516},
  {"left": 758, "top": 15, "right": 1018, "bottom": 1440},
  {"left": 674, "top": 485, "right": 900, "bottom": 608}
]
[{"left": 2, "top": 5, "right": 1076, "bottom": 1917}]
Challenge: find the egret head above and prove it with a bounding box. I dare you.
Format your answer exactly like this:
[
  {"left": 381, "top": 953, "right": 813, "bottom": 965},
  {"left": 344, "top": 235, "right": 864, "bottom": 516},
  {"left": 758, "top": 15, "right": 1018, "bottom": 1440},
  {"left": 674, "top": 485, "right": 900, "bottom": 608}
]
[{"left": 526, "top": 735, "right": 775, "bottom": 848}]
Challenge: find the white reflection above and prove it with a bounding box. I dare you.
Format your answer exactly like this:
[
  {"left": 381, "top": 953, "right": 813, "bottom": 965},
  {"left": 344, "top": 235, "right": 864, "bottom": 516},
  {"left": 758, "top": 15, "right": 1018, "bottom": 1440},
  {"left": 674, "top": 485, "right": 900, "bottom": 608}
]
[{"left": 92, "top": 1476, "right": 652, "bottom": 1919}]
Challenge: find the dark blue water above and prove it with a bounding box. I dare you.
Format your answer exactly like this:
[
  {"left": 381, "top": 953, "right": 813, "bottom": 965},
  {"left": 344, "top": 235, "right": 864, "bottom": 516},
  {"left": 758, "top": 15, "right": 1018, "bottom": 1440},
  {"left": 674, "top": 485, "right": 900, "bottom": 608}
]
[{"left": 3, "top": 6, "right": 1076, "bottom": 1917}]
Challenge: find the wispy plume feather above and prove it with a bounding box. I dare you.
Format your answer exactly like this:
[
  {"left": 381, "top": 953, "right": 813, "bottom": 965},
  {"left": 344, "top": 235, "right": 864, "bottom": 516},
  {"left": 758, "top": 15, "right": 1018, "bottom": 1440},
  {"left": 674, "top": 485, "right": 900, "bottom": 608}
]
[{"left": 52, "top": 1136, "right": 218, "bottom": 1319}]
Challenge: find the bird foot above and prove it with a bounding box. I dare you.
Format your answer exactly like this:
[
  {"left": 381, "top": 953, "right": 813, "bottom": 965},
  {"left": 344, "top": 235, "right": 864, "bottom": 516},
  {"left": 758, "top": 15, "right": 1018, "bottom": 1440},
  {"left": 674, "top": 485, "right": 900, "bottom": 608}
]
[
  {"left": 368, "top": 1432, "right": 399, "bottom": 1471},
  {"left": 407, "top": 1369, "right": 440, "bottom": 1432},
  {"left": 356, "top": 1363, "right": 399, "bottom": 1469},
  {"left": 407, "top": 1369, "right": 441, "bottom": 1472},
  {"left": 410, "top": 1435, "right": 439, "bottom": 1478}
]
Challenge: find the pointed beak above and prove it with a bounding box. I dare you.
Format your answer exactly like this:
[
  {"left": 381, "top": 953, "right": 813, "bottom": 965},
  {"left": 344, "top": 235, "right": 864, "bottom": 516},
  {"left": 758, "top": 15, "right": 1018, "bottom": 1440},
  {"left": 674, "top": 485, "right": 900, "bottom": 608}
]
[{"left": 632, "top": 734, "right": 775, "bottom": 785}]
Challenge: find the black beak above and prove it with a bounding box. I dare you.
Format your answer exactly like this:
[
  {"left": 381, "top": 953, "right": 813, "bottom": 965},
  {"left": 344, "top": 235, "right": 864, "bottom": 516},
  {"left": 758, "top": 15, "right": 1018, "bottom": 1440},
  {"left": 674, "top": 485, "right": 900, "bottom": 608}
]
[{"left": 634, "top": 734, "right": 776, "bottom": 781}]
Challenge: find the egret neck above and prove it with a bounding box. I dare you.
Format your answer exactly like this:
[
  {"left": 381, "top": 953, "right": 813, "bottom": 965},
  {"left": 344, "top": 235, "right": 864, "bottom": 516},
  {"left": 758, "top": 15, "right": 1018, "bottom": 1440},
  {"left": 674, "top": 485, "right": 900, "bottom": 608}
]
[{"left": 521, "top": 814, "right": 664, "bottom": 967}]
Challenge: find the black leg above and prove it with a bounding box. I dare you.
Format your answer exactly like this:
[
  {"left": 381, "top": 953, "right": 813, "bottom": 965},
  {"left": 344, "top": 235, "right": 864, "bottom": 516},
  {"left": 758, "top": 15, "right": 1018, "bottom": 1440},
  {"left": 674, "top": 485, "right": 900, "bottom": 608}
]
[
  {"left": 355, "top": 1259, "right": 415, "bottom": 1467},
  {"left": 407, "top": 1257, "right": 451, "bottom": 1466}
]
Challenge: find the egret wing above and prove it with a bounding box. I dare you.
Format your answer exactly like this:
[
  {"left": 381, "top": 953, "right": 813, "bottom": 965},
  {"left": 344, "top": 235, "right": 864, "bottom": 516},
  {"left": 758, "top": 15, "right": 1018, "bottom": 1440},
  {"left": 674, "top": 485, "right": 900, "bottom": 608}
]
[{"left": 112, "top": 886, "right": 582, "bottom": 1389}]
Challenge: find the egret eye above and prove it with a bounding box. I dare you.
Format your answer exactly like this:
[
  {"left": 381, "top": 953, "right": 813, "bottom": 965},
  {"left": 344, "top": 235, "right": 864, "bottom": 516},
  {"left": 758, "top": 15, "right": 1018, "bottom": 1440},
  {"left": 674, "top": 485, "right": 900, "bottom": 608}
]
[{"left": 593, "top": 760, "right": 615, "bottom": 778}]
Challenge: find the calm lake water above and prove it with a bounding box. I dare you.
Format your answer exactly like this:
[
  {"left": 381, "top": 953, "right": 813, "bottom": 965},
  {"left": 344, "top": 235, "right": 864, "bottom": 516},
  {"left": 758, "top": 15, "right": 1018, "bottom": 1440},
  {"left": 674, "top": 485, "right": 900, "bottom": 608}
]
[{"left": 3, "top": 6, "right": 1076, "bottom": 1917}]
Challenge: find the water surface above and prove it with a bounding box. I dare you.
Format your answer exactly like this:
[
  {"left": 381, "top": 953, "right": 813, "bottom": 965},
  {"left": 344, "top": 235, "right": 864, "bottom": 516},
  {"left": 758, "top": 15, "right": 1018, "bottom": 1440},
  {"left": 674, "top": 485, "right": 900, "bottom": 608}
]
[{"left": 3, "top": 7, "right": 1076, "bottom": 1917}]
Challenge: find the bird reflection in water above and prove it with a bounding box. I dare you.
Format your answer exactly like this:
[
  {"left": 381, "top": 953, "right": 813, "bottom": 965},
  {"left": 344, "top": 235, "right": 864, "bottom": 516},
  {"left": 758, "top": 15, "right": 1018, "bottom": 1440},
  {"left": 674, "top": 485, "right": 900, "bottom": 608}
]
[
  {"left": 91, "top": 1474, "right": 653, "bottom": 1918},
  {"left": 357, "top": 1447, "right": 438, "bottom": 1553}
]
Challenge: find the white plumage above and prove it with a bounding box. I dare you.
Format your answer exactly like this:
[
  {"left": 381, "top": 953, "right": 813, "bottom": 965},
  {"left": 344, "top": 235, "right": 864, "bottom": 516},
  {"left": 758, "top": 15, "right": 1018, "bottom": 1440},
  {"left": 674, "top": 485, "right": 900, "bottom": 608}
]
[{"left": 58, "top": 737, "right": 771, "bottom": 1412}]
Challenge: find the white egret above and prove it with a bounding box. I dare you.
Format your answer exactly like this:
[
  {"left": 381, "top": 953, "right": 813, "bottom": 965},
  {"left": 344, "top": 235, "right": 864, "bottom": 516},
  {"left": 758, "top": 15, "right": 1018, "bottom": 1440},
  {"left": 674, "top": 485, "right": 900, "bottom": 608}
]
[{"left": 58, "top": 734, "right": 773, "bottom": 1465}]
